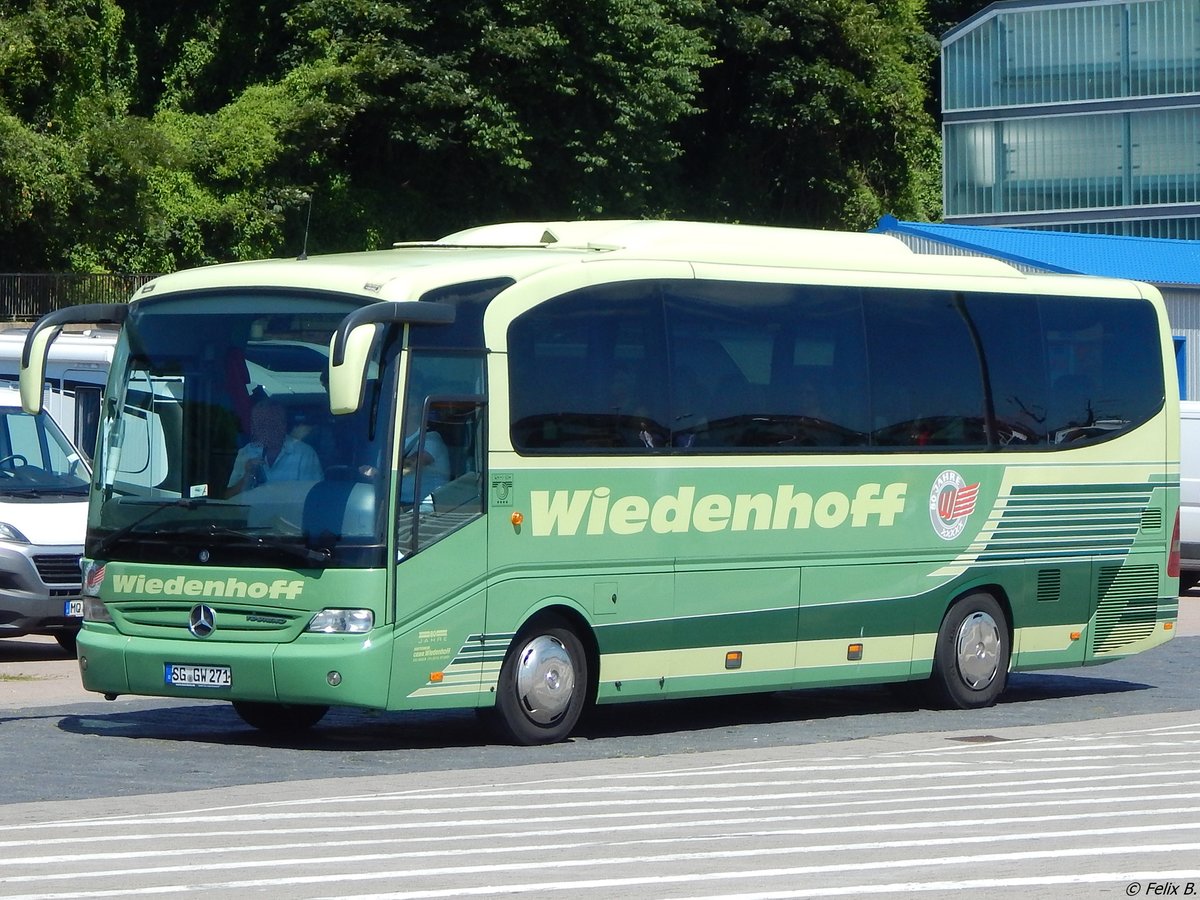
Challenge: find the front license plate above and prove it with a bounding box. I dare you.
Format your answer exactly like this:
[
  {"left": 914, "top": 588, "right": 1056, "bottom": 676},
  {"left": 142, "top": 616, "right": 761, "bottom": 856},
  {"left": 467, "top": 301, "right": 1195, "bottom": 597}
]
[
  {"left": 63, "top": 599, "right": 84, "bottom": 618},
  {"left": 164, "top": 664, "right": 232, "bottom": 688}
]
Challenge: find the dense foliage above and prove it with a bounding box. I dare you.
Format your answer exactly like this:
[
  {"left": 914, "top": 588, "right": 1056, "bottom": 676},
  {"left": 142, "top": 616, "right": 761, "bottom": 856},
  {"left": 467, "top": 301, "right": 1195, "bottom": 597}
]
[{"left": 0, "top": 0, "right": 952, "bottom": 272}]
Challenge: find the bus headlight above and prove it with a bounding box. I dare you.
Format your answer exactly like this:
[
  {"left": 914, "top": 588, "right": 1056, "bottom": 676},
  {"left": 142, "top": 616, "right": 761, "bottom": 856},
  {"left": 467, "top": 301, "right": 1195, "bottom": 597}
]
[
  {"left": 84, "top": 596, "right": 113, "bottom": 623},
  {"left": 307, "top": 608, "right": 374, "bottom": 634}
]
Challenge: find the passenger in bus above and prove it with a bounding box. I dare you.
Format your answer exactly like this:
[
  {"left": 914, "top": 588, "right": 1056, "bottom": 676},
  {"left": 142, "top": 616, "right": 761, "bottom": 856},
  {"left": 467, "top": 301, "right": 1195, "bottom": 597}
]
[
  {"left": 226, "top": 399, "right": 323, "bottom": 497},
  {"left": 400, "top": 396, "right": 451, "bottom": 506}
]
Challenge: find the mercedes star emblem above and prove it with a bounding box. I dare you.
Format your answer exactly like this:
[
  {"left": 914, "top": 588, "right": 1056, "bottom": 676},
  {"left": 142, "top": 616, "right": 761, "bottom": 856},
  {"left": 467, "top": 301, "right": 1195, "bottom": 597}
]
[{"left": 188, "top": 604, "right": 216, "bottom": 638}]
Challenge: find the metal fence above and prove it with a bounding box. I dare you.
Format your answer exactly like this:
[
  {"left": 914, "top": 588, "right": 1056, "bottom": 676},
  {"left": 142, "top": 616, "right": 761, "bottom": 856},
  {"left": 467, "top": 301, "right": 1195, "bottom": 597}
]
[{"left": 0, "top": 273, "right": 158, "bottom": 321}]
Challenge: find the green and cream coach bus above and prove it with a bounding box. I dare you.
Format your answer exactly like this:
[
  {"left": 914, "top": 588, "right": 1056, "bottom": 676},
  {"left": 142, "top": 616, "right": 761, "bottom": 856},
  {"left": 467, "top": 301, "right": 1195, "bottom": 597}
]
[{"left": 19, "top": 221, "right": 1181, "bottom": 744}]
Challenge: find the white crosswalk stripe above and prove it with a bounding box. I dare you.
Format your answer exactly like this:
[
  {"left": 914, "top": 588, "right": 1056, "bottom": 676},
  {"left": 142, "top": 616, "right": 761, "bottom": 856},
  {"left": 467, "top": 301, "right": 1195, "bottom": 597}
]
[{"left": 2, "top": 717, "right": 1199, "bottom": 898}]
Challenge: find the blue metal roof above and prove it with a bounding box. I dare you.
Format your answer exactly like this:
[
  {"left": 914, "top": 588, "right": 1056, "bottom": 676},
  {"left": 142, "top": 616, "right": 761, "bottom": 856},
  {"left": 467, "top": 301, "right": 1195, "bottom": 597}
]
[{"left": 873, "top": 215, "right": 1200, "bottom": 287}]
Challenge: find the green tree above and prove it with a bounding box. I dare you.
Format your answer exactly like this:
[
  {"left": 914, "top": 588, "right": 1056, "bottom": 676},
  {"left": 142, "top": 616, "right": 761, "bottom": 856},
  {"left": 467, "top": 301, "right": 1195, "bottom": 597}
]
[
  {"left": 0, "top": 0, "right": 132, "bottom": 268},
  {"left": 926, "top": 0, "right": 989, "bottom": 37},
  {"left": 677, "top": 0, "right": 941, "bottom": 228},
  {"left": 280, "top": 0, "right": 714, "bottom": 247},
  {"left": 1, "top": 0, "right": 946, "bottom": 271}
]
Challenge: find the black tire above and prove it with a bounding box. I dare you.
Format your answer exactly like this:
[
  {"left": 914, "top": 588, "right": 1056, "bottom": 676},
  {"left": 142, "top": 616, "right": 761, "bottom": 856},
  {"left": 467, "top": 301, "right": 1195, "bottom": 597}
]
[
  {"left": 927, "top": 593, "right": 1010, "bottom": 710},
  {"left": 55, "top": 630, "right": 79, "bottom": 656},
  {"left": 1180, "top": 571, "right": 1200, "bottom": 592},
  {"left": 232, "top": 701, "right": 329, "bottom": 733},
  {"left": 493, "top": 617, "right": 588, "bottom": 745}
]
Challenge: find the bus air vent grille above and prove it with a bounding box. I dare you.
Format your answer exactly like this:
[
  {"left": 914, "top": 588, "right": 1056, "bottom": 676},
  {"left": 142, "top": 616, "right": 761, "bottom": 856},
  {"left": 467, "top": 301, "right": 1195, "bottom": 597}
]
[
  {"left": 1036, "top": 569, "right": 1061, "bottom": 603},
  {"left": 1140, "top": 508, "right": 1163, "bottom": 532},
  {"left": 1092, "top": 565, "right": 1159, "bottom": 655},
  {"left": 117, "top": 603, "right": 306, "bottom": 640}
]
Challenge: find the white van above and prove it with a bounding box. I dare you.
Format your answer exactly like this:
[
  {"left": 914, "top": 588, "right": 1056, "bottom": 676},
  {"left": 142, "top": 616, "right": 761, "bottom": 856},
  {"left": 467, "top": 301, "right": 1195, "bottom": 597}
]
[
  {"left": 0, "top": 382, "right": 90, "bottom": 652},
  {"left": 1180, "top": 400, "right": 1200, "bottom": 590},
  {"left": 0, "top": 327, "right": 115, "bottom": 460}
]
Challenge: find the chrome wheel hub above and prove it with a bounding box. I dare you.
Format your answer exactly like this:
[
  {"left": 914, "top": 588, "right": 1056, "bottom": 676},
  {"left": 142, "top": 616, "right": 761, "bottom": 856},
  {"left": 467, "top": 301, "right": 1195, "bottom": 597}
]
[
  {"left": 515, "top": 634, "right": 576, "bottom": 724},
  {"left": 955, "top": 610, "right": 1001, "bottom": 690}
]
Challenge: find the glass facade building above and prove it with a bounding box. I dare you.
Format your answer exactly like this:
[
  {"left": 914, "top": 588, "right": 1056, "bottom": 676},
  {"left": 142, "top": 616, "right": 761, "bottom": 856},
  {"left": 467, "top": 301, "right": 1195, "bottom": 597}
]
[{"left": 943, "top": 0, "right": 1200, "bottom": 239}]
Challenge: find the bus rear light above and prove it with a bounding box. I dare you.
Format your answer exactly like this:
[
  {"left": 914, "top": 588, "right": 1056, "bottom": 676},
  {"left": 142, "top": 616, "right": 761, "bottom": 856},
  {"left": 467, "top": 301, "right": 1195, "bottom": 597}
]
[
  {"left": 1165, "top": 622, "right": 1174, "bottom": 631},
  {"left": 1169, "top": 510, "right": 1181, "bottom": 579}
]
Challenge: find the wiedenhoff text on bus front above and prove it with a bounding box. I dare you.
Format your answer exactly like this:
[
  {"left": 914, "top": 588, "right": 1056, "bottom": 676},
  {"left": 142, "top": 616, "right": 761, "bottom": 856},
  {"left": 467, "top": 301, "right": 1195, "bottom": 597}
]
[
  {"left": 110, "top": 574, "right": 306, "bottom": 600},
  {"left": 531, "top": 483, "right": 908, "bottom": 537}
]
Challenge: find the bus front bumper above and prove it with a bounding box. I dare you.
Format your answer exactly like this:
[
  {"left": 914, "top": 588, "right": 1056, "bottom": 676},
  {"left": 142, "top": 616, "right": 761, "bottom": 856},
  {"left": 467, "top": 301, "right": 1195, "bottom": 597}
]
[{"left": 76, "top": 625, "right": 394, "bottom": 709}]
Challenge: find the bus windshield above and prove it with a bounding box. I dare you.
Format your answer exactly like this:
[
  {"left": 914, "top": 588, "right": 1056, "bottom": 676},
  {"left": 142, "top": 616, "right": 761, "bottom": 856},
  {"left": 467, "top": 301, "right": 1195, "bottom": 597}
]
[{"left": 89, "top": 293, "right": 393, "bottom": 568}]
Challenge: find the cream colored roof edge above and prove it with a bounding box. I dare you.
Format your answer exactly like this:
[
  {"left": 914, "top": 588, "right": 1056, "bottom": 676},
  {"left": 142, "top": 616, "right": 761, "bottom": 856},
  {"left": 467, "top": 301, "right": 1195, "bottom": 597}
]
[
  {"left": 432, "top": 219, "right": 1031, "bottom": 278},
  {"left": 134, "top": 220, "right": 1085, "bottom": 303}
]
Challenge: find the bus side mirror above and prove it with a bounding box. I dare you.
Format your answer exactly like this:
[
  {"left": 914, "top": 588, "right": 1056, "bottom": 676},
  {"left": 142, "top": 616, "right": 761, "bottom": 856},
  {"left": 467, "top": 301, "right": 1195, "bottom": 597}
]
[
  {"left": 328, "top": 301, "right": 455, "bottom": 415},
  {"left": 19, "top": 303, "right": 128, "bottom": 415},
  {"left": 328, "top": 324, "right": 379, "bottom": 415},
  {"left": 19, "top": 326, "right": 58, "bottom": 414}
]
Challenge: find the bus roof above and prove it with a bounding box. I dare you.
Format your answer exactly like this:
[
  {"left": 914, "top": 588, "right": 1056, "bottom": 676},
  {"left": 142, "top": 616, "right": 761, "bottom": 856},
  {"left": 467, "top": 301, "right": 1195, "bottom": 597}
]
[{"left": 132, "top": 220, "right": 1144, "bottom": 305}]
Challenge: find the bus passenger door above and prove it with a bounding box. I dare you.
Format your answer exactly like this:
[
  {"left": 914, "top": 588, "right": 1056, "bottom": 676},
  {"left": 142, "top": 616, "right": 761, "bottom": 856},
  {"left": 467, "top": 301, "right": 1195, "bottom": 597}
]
[{"left": 389, "top": 397, "right": 491, "bottom": 710}]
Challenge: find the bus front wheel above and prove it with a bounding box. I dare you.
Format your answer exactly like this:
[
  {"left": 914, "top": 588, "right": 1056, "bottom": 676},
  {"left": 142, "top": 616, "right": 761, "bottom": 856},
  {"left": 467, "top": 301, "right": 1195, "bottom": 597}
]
[
  {"left": 494, "top": 618, "right": 588, "bottom": 745},
  {"left": 928, "top": 593, "right": 1010, "bottom": 710},
  {"left": 232, "top": 701, "right": 329, "bottom": 733}
]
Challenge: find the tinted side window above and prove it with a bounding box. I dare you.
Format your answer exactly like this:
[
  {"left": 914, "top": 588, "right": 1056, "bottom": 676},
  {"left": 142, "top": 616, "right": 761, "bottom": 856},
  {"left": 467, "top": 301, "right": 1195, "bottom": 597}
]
[
  {"left": 1040, "top": 295, "right": 1164, "bottom": 443},
  {"left": 508, "top": 279, "right": 1164, "bottom": 455},
  {"left": 864, "top": 290, "right": 987, "bottom": 448},
  {"left": 958, "top": 292, "right": 1050, "bottom": 448},
  {"left": 508, "top": 283, "right": 669, "bottom": 451},
  {"left": 664, "top": 283, "right": 869, "bottom": 450},
  {"left": 410, "top": 279, "right": 513, "bottom": 350}
]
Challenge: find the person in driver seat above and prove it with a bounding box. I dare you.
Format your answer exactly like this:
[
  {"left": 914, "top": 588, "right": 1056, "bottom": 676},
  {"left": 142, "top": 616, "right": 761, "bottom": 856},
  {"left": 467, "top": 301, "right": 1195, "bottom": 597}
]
[{"left": 226, "top": 399, "right": 323, "bottom": 497}]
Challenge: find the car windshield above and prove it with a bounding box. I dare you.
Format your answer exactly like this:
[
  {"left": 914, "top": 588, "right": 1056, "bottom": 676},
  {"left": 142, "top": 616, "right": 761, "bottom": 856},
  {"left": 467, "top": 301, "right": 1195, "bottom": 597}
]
[
  {"left": 89, "top": 293, "right": 396, "bottom": 568},
  {"left": 0, "top": 400, "right": 90, "bottom": 498}
]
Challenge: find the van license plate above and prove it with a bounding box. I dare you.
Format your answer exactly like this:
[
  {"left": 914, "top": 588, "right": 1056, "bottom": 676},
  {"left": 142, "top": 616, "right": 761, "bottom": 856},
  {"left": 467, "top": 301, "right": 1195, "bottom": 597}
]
[
  {"left": 64, "top": 600, "right": 84, "bottom": 617},
  {"left": 165, "top": 664, "right": 232, "bottom": 688}
]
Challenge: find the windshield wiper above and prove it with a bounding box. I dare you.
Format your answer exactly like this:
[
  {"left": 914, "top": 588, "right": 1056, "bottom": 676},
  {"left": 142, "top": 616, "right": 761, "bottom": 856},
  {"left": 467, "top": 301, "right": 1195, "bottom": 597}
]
[
  {"left": 185, "top": 523, "right": 331, "bottom": 568},
  {"left": 92, "top": 498, "right": 203, "bottom": 559},
  {"left": 0, "top": 486, "right": 88, "bottom": 498}
]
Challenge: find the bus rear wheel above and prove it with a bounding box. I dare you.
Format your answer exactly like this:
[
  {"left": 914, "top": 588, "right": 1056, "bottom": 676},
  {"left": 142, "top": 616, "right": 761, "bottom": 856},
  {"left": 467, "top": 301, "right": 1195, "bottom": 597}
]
[
  {"left": 494, "top": 617, "right": 588, "bottom": 745},
  {"left": 232, "top": 701, "right": 329, "bottom": 733},
  {"left": 927, "top": 593, "right": 1010, "bottom": 709}
]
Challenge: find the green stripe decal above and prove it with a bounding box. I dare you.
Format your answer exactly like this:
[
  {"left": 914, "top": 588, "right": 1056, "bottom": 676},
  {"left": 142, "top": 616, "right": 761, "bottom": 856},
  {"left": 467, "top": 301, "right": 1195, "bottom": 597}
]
[
  {"left": 597, "top": 607, "right": 799, "bottom": 655},
  {"left": 974, "top": 480, "right": 1158, "bottom": 565}
]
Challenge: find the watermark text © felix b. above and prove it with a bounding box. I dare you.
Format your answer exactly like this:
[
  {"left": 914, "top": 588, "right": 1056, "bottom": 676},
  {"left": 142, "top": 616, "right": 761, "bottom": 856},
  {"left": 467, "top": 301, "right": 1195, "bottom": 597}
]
[{"left": 1127, "top": 882, "right": 1196, "bottom": 896}]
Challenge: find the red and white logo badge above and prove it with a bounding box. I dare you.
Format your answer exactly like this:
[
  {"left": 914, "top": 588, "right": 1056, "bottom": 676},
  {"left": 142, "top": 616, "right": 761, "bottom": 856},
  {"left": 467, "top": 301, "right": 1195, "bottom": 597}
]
[
  {"left": 929, "top": 470, "right": 980, "bottom": 541},
  {"left": 83, "top": 562, "right": 106, "bottom": 595}
]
